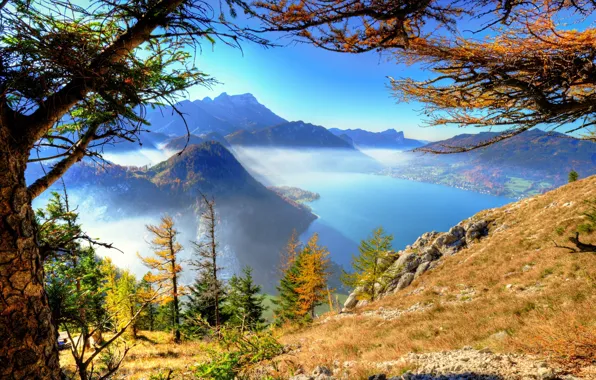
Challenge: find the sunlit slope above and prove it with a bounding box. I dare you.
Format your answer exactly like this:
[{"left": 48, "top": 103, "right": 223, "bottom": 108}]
[{"left": 278, "top": 175, "right": 596, "bottom": 377}]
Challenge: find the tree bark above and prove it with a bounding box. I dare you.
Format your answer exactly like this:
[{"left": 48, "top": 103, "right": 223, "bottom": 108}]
[
  {"left": 171, "top": 257, "right": 181, "bottom": 343},
  {"left": 0, "top": 128, "right": 61, "bottom": 379}
]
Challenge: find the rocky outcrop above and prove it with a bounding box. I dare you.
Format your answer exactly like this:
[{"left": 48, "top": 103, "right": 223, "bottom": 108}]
[{"left": 343, "top": 218, "right": 490, "bottom": 311}]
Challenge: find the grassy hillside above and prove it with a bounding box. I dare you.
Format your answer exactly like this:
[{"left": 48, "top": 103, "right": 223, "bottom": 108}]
[
  {"left": 58, "top": 177, "right": 595, "bottom": 379},
  {"left": 262, "top": 293, "right": 349, "bottom": 323},
  {"left": 274, "top": 175, "right": 596, "bottom": 378}
]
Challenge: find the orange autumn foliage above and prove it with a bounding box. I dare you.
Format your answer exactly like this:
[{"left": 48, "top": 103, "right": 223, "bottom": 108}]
[
  {"left": 294, "top": 234, "right": 331, "bottom": 318},
  {"left": 257, "top": 0, "right": 596, "bottom": 149}
]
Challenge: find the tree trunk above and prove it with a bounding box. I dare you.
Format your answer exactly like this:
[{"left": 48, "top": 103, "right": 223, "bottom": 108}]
[
  {"left": 0, "top": 132, "right": 61, "bottom": 378},
  {"left": 171, "top": 258, "right": 180, "bottom": 343}
]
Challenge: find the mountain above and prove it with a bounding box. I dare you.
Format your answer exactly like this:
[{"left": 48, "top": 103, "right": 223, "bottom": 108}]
[
  {"left": 199, "top": 93, "right": 287, "bottom": 131},
  {"left": 422, "top": 129, "right": 596, "bottom": 172},
  {"left": 163, "top": 132, "right": 231, "bottom": 151},
  {"left": 34, "top": 142, "right": 316, "bottom": 290},
  {"left": 144, "top": 93, "right": 287, "bottom": 137},
  {"left": 226, "top": 121, "right": 355, "bottom": 149},
  {"left": 276, "top": 175, "right": 596, "bottom": 379},
  {"left": 329, "top": 128, "right": 424, "bottom": 149},
  {"left": 384, "top": 129, "right": 596, "bottom": 198}
]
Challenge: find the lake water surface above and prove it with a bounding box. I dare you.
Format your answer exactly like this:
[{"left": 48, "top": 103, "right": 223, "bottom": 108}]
[{"left": 275, "top": 172, "right": 512, "bottom": 268}]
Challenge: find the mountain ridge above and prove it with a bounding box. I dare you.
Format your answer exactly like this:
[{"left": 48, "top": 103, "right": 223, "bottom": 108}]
[{"left": 329, "top": 127, "right": 424, "bottom": 149}]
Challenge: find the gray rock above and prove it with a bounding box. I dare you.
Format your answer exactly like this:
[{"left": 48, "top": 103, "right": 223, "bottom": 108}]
[
  {"left": 414, "top": 261, "right": 431, "bottom": 279},
  {"left": 537, "top": 367, "right": 555, "bottom": 379},
  {"left": 394, "top": 272, "right": 415, "bottom": 292},
  {"left": 412, "top": 231, "right": 439, "bottom": 249},
  {"left": 465, "top": 220, "right": 488, "bottom": 242},
  {"left": 432, "top": 232, "right": 456, "bottom": 249},
  {"left": 449, "top": 225, "right": 465, "bottom": 240},
  {"left": 368, "top": 375, "right": 387, "bottom": 380},
  {"left": 393, "top": 253, "right": 421, "bottom": 273},
  {"left": 421, "top": 246, "right": 441, "bottom": 262},
  {"left": 343, "top": 287, "right": 362, "bottom": 310},
  {"left": 312, "top": 366, "right": 332, "bottom": 376}
]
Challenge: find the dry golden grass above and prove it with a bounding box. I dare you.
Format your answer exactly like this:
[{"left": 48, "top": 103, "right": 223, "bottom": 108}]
[
  {"left": 274, "top": 175, "right": 596, "bottom": 377},
  {"left": 59, "top": 331, "right": 210, "bottom": 379}
]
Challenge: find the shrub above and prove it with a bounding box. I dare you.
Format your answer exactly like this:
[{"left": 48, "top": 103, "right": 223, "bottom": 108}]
[{"left": 192, "top": 328, "right": 284, "bottom": 379}]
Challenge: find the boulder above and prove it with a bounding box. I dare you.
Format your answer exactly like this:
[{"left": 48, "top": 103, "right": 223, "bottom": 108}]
[
  {"left": 312, "top": 366, "right": 332, "bottom": 376},
  {"left": 343, "top": 288, "right": 361, "bottom": 310},
  {"left": 449, "top": 225, "right": 465, "bottom": 240},
  {"left": 414, "top": 261, "right": 431, "bottom": 278},
  {"left": 420, "top": 246, "right": 441, "bottom": 262},
  {"left": 465, "top": 220, "right": 488, "bottom": 242},
  {"left": 392, "top": 253, "right": 421, "bottom": 273},
  {"left": 394, "top": 272, "right": 415, "bottom": 292},
  {"left": 411, "top": 231, "right": 439, "bottom": 250}
]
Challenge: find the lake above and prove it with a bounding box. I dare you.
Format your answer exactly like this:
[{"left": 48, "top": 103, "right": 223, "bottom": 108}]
[{"left": 274, "top": 172, "right": 512, "bottom": 268}]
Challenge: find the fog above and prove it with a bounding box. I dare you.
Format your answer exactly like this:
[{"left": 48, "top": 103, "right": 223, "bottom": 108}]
[
  {"left": 33, "top": 144, "right": 413, "bottom": 289},
  {"left": 33, "top": 188, "right": 241, "bottom": 286},
  {"left": 359, "top": 148, "right": 418, "bottom": 168},
  {"left": 102, "top": 148, "right": 172, "bottom": 167},
  {"left": 230, "top": 145, "right": 385, "bottom": 184}
]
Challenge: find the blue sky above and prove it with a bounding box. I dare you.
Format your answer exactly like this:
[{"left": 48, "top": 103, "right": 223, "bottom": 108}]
[{"left": 184, "top": 39, "right": 464, "bottom": 141}]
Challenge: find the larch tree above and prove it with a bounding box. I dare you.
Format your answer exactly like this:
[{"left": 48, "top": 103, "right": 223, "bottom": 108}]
[
  {"left": 294, "top": 233, "right": 330, "bottom": 319},
  {"left": 257, "top": 0, "right": 596, "bottom": 151},
  {"left": 189, "top": 194, "right": 225, "bottom": 332},
  {"left": 139, "top": 215, "right": 185, "bottom": 343},
  {"left": 0, "top": 0, "right": 273, "bottom": 375},
  {"left": 342, "top": 227, "right": 394, "bottom": 301}
]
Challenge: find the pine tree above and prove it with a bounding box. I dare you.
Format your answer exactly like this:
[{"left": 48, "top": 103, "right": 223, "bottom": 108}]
[
  {"left": 223, "top": 266, "right": 266, "bottom": 331},
  {"left": 139, "top": 215, "right": 185, "bottom": 343},
  {"left": 569, "top": 170, "right": 579, "bottom": 182},
  {"left": 189, "top": 195, "right": 225, "bottom": 333},
  {"left": 273, "top": 233, "right": 303, "bottom": 325},
  {"left": 294, "top": 234, "right": 331, "bottom": 319},
  {"left": 342, "top": 227, "right": 394, "bottom": 301}
]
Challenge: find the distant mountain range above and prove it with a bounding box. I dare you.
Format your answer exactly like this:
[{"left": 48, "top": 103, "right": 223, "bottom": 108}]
[
  {"left": 227, "top": 121, "right": 355, "bottom": 149},
  {"left": 146, "top": 93, "right": 287, "bottom": 137},
  {"left": 329, "top": 128, "right": 424, "bottom": 150},
  {"left": 163, "top": 132, "right": 231, "bottom": 151},
  {"left": 386, "top": 129, "right": 596, "bottom": 198},
  {"left": 422, "top": 129, "right": 596, "bottom": 172}
]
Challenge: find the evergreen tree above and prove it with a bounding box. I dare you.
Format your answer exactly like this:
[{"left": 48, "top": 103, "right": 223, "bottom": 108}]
[
  {"left": 294, "top": 234, "right": 331, "bottom": 319},
  {"left": 223, "top": 267, "right": 266, "bottom": 331},
  {"left": 184, "top": 277, "right": 227, "bottom": 331},
  {"left": 38, "top": 190, "right": 107, "bottom": 345},
  {"left": 569, "top": 170, "right": 579, "bottom": 182},
  {"left": 342, "top": 227, "right": 394, "bottom": 301},
  {"left": 139, "top": 215, "right": 185, "bottom": 343},
  {"left": 137, "top": 274, "right": 158, "bottom": 332},
  {"left": 273, "top": 233, "right": 303, "bottom": 325},
  {"left": 188, "top": 195, "right": 225, "bottom": 332}
]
